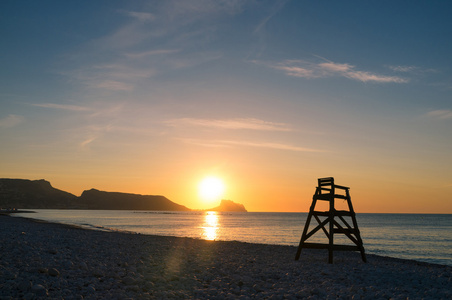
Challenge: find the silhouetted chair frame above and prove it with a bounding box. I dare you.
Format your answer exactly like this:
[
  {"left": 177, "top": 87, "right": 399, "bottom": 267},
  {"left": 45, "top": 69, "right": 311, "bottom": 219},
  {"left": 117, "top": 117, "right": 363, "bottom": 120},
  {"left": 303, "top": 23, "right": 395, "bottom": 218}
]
[{"left": 295, "top": 177, "right": 366, "bottom": 263}]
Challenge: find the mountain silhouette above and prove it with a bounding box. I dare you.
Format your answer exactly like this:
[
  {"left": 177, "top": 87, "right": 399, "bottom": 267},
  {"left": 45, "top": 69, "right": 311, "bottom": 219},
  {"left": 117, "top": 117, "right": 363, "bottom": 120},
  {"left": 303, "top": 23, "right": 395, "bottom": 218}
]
[
  {"left": 0, "top": 178, "right": 246, "bottom": 212},
  {"left": 78, "top": 189, "right": 190, "bottom": 211},
  {"left": 0, "top": 178, "right": 77, "bottom": 209}
]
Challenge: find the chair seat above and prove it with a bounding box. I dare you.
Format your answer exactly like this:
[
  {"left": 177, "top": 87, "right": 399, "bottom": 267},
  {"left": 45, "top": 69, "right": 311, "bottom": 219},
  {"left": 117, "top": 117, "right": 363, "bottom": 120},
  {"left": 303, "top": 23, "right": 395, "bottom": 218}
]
[{"left": 315, "top": 194, "right": 348, "bottom": 200}]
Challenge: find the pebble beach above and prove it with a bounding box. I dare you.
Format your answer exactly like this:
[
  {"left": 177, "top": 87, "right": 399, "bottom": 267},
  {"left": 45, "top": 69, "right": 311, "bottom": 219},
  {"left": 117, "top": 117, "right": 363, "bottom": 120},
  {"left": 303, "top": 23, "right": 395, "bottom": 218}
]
[{"left": 1, "top": 215, "right": 451, "bottom": 299}]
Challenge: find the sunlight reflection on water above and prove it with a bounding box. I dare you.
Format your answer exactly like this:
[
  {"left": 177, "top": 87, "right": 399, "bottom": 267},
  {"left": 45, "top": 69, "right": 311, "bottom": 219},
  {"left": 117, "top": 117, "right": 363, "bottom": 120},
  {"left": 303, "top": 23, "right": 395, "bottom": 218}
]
[{"left": 202, "top": 211, "right": 219, "bottom": 241}]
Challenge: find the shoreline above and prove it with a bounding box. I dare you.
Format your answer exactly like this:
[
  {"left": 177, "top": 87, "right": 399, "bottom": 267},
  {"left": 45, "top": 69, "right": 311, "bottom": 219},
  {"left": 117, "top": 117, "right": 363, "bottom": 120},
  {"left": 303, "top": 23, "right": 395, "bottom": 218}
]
[
  {"left": 11, "top": 210, "right": 452, "bottom": 267},
  {"left": 0, "top": 209, "right": 35, "bottom": 215},
  {"left": 10, "top": 212, "right": 452, "bottom": 268},
  {"left": 1, "top": 215, "right": 451, "bottom": 299},
  {"left": 9, "top": 214, "right": 451, "bottom": 268}
]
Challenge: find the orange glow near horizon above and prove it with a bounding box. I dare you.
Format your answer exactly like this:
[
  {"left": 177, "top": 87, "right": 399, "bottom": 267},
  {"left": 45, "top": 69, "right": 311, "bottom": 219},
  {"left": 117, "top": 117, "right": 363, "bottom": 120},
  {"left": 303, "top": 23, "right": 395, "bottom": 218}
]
[
  {"left": 10, "top": 168, "right": 451, "bottom": 214},
  {"left": 1, "top": 2, "right": 452, "bottom": 216}
]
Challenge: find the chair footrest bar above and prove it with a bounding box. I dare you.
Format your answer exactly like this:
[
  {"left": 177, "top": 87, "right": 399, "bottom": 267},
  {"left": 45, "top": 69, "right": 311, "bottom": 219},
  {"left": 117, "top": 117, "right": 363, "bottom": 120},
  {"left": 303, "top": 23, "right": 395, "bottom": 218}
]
[
  {"left": 300, "top": 242, "right": 361, "bottom": 251},
  {"left": 312, "top": 210, "right": 353, "bottom": 217}
]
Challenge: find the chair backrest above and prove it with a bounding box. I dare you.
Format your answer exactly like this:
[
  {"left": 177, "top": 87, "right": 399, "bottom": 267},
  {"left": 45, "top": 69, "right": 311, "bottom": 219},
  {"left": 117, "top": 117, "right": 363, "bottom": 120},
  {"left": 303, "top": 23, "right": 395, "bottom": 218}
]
[
  {"left": 317, "top": 177, "right": 336, "bottom": 195},
  {"left": 317, "top": 177, "right": 349, "bottom": 195},
  {"left": 318, "top": 177, "right": 334, "bottom": 187}
]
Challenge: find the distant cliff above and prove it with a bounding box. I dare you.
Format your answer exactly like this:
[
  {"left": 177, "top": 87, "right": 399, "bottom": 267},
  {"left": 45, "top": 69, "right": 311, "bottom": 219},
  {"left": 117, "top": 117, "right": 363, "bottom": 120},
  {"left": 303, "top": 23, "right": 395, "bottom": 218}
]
[
  {"left": 0, "top": 179, "right": 77, "bottom": 209},
  {"left": 78, "top": 189, "right": 190, "bottom": 211},
  {"left": 0, "top": 178, "right": 191, "bottom": 211},
  {"left": 0, "top": 178, "right": 245, "bottom": 211},
  {"left": 206, "top": 200, "right": 247, "bottom": 212}
]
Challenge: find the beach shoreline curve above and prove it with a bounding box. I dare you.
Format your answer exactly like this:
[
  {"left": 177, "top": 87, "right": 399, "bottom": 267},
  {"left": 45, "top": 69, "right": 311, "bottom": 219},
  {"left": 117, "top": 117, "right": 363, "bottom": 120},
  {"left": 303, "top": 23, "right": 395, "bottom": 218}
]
[{"left": 1, "top": 215, "right": 450, "bottom": 299}]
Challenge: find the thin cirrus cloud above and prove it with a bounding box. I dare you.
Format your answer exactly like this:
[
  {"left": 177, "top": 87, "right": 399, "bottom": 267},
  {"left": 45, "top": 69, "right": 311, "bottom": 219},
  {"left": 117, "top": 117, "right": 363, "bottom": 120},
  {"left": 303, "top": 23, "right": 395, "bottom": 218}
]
[
  {"left": 178, "top": 138, "right": 324, "bottom": 153},
  {"left": 31, "top": 103, "right": 91, "bottom": 112},
  {"left": 123, "top": 11, "right": 155, "bottom": 22},
  {"left": 427, "top": 110, "right": 452, "bottom": 119},
  {"left": 388, "top": 65, "right": 418, "bottom": 73},
  {"left": 108, "top": 3, "right": 245, "bottom": 50},
  {"left": 92, "top": 80, "right": 135, "bottom": 91},
  {"left": 387, "top": 65, "right": 438, "bottom": 75},
  {"left": 63, "top": 2, "right": 244, "bottom": 92},
  {"left": 167, "top": 118, "right": 325, "bottom": 152},
  {"left": 67, "top": 63, "right": 154, "bottom": 92},
  {"left": 0, "top": 114, "right": 25, "bottom": 128},
  {"left": 165, "top": 117, "right": 292, "bottom": 131},
  {"left": 77, "top": 124, "right": 115, "bottom": 149},
  {"left": 90, "top": 64, "right": 154, "bottom": 91},
  {"left": 220, "top": 140, "right": 325, "bottom": 152},
  {"left": 124, "top": 49, "right": 180, "bottom": 59},
  {"left": 261, "top": 59, "right": 409, "bottom": 83},
  {"left": 80, "top": 137, "right": 96, "bottom": 148},
  {"left": 92, "top": 64, "right": 154, "bottom": 79}
]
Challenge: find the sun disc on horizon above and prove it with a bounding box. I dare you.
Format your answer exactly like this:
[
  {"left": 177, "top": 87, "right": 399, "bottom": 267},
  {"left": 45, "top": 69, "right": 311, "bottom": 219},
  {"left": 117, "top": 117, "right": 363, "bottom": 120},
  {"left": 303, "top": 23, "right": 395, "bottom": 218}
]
[{"left": 199, "top": 176, "right": 225, "bottom": 203}]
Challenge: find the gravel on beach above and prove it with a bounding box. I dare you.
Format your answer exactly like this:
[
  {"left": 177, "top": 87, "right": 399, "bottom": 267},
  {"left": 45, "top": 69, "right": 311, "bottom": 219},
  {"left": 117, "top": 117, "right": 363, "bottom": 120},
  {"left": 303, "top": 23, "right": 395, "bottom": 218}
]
[{"left": 0, "top": 215, "right": 450, "bottom": 299}]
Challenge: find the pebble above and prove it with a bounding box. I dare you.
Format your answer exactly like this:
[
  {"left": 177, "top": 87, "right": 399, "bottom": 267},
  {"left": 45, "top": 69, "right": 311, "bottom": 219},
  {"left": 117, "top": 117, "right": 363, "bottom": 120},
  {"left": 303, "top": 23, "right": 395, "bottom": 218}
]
[
  {"left": 122, "top": 275, "right": 136, "bottom": 285},
  {"left": 79, "top": 261, "right": 88, "bottom": 270},
  {"left": 1, "top": 215, "right": 451, "bottom": 299},
  {"left": 17, "top": 280, "right": 32, "bottom": 291},
  {"left": 86, "top": 285, "right": 96, "bottom": 293},
  {"left": 31, "top": 284, "right": 47, "bottom": 296},
  {"left": 48, "top": 267, "right": 60, "bottom": 276}
]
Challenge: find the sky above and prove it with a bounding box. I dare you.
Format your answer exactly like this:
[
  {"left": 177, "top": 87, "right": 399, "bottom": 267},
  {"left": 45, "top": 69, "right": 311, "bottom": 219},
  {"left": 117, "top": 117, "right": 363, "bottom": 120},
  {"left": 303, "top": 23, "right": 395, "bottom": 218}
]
[{"left": 1, "top": 0, "right": 451, "bottom": 213}]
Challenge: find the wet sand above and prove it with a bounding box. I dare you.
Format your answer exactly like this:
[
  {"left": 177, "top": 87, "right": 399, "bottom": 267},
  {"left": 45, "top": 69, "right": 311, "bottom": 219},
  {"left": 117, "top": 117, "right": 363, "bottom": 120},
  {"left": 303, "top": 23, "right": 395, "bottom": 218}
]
[{"left": 0, "top": 215, "right": 450, "bottom": 299}]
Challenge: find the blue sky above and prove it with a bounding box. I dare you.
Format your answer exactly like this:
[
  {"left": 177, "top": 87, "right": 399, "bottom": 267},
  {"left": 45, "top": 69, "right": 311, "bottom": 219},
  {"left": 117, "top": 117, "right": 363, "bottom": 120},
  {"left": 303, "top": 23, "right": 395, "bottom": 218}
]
[{"left": 1, "top": 1, "right": 451, "bottom": 212}]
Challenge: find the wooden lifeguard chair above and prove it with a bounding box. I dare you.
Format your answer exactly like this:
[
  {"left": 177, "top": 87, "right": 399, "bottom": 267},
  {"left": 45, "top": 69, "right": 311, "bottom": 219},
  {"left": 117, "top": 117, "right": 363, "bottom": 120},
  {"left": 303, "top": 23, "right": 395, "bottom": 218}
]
[{"left": 295, "top": 177, "right": 366, "bottom": 263}]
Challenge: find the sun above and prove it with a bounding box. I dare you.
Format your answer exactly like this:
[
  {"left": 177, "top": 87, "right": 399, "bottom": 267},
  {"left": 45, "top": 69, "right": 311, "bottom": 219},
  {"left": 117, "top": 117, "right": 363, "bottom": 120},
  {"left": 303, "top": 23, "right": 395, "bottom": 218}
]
[{"left": 199, "top": 176, "right": 225, "bottom": 203}]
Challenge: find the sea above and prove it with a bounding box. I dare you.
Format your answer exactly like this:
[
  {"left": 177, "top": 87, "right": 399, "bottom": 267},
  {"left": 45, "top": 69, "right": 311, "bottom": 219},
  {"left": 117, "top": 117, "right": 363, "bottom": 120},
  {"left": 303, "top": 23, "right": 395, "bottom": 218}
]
[{"left": 13, "top": 210, "right": 452, "bottom": 267}]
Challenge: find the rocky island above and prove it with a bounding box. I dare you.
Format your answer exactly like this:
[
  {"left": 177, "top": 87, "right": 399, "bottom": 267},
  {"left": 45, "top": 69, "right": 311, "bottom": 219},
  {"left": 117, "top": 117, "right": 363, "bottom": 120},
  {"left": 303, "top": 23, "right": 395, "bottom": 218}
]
[{"left": 205, "top": 199, "right": 247, "bottom": 212}]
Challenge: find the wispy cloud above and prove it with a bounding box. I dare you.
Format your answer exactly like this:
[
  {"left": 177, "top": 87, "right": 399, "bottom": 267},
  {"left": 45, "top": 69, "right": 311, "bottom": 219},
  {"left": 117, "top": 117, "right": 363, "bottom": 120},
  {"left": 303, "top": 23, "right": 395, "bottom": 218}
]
[
  {"left": 92, "top": 80, "right": 135, "bottom": 91},
  {"left": 124, "top": 49, "right": 180, "bottom": 59},
  {"left": 80, "top": 137, "right": 96, "bottom": 148},
  {"left": 260, "top": 58, "right": 409, "bottom": 83},
  {"left": 62, "top": 1, "right": 249, "bottom": 92},
  {"left": 96, "top": 2, "right": 246, "bottom": 50},
  {"left": 0, "top": 114, "right": 24, "bottom": 128},
  {"left": 166, "top": 52, "right": 223, "bottom": 69},
  {"left": 77, "top": 124, "right": 114, "bottom": 149},
  {"left": 162, "top": 0, "right": 245, "bottom": 20},
  {"left": 32, "top": 103, "right": 91, "bottom": 111},
  {"left": 254, "top": 0, "right": 287, "bottom": 34},
  {"left": 427, "top": 110, "right": 452, "bottom": 119},
  {"left": 166, "top": 118, "right": 292, "bottom": 131},
  {"left": 177, "top": 138, "right": 233, "bottom": 148},
  {"left": 387, "top": 65, "right": 439, "bottom": 76},
  {"left": 123, "top": 11, "right": 155, "bottom": 22},
  {"left": 93, "top": 64, "right": 154, "bottom": 79},
  {"left": 221, "top": 140, "right": 325, "bottom": 152},
  {"left": 388, "top": 65, "right": 418, "bottom": 73},
  {"left": 179, "top": 138, "right": 325, "bottom": 152},
  {"left": 65, "top": 63, "right": 154, "bottom": 92}
]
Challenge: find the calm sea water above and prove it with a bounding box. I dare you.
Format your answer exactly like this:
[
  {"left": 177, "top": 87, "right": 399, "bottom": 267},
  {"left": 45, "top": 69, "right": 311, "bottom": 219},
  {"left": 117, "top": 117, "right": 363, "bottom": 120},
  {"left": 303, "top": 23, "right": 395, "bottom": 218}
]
[{"left": 13, "top": 210, "right": 452, "bottom": 266}]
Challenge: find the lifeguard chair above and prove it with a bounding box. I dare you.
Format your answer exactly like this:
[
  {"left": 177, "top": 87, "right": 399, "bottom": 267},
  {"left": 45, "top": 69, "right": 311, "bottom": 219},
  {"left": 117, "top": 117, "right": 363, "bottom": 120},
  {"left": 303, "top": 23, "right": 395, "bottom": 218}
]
[{"left": 295, "top": 177, "right": 366, "bottom": 263}]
